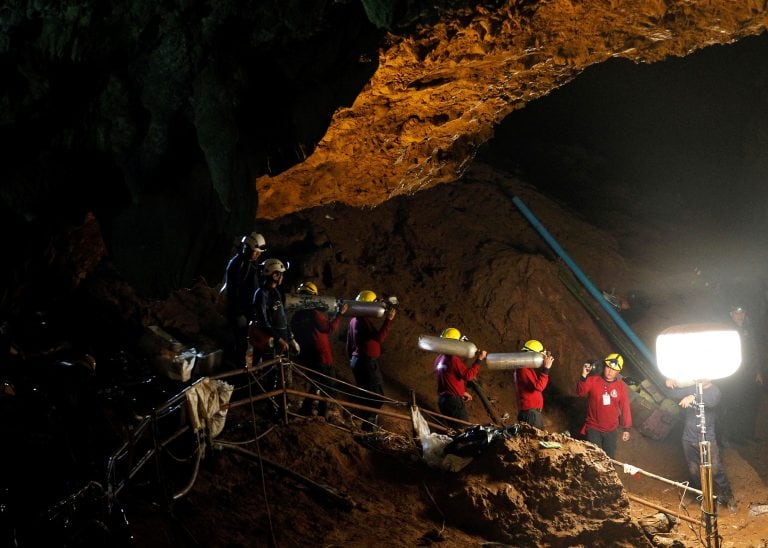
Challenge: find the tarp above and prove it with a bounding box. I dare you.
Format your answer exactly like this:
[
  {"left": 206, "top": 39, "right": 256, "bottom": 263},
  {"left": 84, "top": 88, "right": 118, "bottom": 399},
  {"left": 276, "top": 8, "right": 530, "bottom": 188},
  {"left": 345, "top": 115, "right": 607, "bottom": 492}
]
[
  {"left": 185, "top": 377, "right": 234, "bottom": 438},
  {"left": 411, "top": 407, "right": 521, "bottom": 471}
]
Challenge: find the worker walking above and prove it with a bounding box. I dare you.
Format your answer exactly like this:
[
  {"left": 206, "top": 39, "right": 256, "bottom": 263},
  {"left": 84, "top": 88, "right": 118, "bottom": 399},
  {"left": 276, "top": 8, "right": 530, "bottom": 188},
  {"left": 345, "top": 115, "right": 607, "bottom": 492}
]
[
  {"left": 576, "top": 353, "right": 632, "bottom": 458},
  {"left": 290, "top": 281, "right": 348, "bottom": 419},
  {"left": 434, "top": 327, "right": 487, "bottom": 427},
  {"left": 220, "top": 232, "right": 266, "bottom": 368},
  {"left": 345, "top": 290, "right": 396, "bottom": 432},
  {"left": 514, "top": 339, "right": 555, "bottom": 429}
]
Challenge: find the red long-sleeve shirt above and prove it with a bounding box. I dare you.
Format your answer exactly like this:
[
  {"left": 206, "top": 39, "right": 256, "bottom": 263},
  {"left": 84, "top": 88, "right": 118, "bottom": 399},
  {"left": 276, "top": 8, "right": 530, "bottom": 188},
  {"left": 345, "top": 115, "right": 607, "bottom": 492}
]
[
  {"left": 514, "top": 367, "right": 549, "bottom": 411},
  {"left": 346, "top": 316, "right": 392, "bottom": 359},
  {"left": 576, "top": 374, "right": 632, "bottom": 433},
  {"left": 290, "top": 308, "right": 343, "bottom": 365},
  {"left": 435, "top": 354, "right": 480, "bottom": 397}
]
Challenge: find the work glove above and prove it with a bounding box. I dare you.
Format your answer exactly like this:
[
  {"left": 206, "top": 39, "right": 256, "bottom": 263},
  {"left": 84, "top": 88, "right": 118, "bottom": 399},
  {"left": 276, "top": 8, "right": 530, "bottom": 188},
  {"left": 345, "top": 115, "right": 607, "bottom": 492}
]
[{"left": 290, "top": 339, "right": 301, "bottom": 354}]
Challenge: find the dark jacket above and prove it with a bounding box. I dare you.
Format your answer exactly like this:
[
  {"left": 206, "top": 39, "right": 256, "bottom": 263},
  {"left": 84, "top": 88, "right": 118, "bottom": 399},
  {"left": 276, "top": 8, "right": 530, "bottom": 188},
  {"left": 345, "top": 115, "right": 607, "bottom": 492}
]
[
  {"left": 222, "top": 250, "right": 259, "bottom": 319},
  {"left": 251, "top": 286, "right": 291, "bottom": 343},
  {"left": 667, "top": 383, "right": 721, "bottom": 443}
]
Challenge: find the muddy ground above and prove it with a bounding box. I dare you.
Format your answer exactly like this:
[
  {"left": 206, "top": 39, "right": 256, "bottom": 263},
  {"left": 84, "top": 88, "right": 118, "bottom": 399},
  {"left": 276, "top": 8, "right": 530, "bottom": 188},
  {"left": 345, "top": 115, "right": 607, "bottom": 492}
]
[
  {"left": 4, "top": 161, "right": 768, "bottom": 547},
  {"left": 121, "top": 162, "right": 768, "bottom": 547}
]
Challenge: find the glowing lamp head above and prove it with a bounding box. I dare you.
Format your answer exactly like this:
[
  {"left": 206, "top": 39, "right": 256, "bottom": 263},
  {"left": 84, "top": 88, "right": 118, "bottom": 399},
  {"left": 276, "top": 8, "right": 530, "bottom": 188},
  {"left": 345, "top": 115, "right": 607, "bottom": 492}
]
[{"left": 656, "top": 323, "right": 741, "bottom": 382}]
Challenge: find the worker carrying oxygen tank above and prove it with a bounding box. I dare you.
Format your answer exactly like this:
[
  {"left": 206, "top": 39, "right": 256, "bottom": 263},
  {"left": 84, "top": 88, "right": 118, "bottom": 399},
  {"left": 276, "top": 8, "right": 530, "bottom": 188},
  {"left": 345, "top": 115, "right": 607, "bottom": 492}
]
[
  {"left": 290, "top": 281, "right": 348, "bottom": 418},
  {"left": 514, "top": 339, "right": 555, "bottom": 430},
  {"left": 346, "top": 289, "right": 396, "bottom": 432},
  {"left": 434, "top": 327, "right": 488, "bottom": 426}
]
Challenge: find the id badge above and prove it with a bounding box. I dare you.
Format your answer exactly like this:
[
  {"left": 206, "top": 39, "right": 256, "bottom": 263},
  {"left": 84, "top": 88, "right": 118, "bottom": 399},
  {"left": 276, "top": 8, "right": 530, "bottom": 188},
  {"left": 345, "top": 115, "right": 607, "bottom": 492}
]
[{"left": 602, "top": 393, "right": 611, "bottom": 406}]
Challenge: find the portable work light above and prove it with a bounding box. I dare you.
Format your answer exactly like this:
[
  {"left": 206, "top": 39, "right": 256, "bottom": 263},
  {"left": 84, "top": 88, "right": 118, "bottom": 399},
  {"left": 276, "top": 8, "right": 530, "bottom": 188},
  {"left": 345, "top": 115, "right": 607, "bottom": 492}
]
[
  {"left": 655, "top": 323, "right": 741, "bottom": 548},
  {"left": 656, "top": 323, "right": 741, "bottom": 382}
]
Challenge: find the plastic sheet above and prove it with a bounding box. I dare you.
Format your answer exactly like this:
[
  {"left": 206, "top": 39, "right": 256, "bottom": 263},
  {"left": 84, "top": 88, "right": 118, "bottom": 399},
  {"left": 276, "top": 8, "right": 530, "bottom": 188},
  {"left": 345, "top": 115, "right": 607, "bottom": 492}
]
[
  {"left": 185, "top": 378, "right": 234, "bottom": 438},
  {"left": 411, "top": 406, "right": 473, "bottom": 472},
  {"left": 444, "top": 424, "right": 521, "bottom": 457}
]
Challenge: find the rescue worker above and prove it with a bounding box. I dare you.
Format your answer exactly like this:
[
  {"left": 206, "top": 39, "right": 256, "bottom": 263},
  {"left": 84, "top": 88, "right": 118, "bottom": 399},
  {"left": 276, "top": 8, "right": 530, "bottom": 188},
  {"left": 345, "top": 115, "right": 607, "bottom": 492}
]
[
  {"left": 221, "top": 232, "right": 266, "bottom": 368},
  {"left": 665, "top": 378, "right": 738, "bottom": 513},
  {"left": 250, "top": 258, "right": 299, "bottom": 420},
  {"left": 576, "top": 353, "right": 632, "bottom": 458},
  {"left": 719, "top": 305, "right": 764, "bottom": 446},
  {"left": 434, "top": 327, "right": 487, "bottom": 426},
  {"left": 290, "top": 281, "right": 348, "bottom": 418},
  {"left": 514, "top": 339, "right": 555, "bottom": 429},
  {"left": 249, "top": 258, "right": 299, "bottom": 364},
  {"left": 345, "top": 289, "right": 396, "bottom": 432}
]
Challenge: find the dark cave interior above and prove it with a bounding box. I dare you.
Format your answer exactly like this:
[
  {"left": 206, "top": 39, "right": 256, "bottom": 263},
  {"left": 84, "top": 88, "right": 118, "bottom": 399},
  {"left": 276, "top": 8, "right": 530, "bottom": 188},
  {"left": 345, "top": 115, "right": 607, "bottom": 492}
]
[
  {"left": 2, "top": 3, "right": 768, "bottom": 546},
  {"left": 481, "top": 32, "right": 768, "bottom": 239}
]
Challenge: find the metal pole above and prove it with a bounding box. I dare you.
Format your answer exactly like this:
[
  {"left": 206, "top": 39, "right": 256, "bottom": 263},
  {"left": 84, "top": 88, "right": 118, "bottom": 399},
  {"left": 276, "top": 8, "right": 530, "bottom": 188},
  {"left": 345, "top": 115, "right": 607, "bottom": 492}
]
[
  {"left": 280, "top": 360, "right": 289, "bottom": 425},
  {"left": 696, "top": 381, "right": 720, "bottom": 548},
  {"left": 625, "top": 493, "right": 700, "bottom": 526}
]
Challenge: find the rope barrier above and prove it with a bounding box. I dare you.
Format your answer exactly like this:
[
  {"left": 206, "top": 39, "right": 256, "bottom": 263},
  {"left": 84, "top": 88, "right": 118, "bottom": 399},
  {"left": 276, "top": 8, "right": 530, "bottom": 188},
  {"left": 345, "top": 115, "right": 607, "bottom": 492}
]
[
  {"left": 105, "top": 354, "right": 705, "bottom": 548},
  {"left": 609, "top": 457, "right": 702, "bottom": 497}
]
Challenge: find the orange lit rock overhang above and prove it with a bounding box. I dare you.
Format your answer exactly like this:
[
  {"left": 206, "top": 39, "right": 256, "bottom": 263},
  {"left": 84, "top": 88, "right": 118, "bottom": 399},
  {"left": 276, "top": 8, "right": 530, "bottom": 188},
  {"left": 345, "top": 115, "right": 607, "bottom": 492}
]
[{"left": 256, "top": 0, "right": 767, "bottom": 219}]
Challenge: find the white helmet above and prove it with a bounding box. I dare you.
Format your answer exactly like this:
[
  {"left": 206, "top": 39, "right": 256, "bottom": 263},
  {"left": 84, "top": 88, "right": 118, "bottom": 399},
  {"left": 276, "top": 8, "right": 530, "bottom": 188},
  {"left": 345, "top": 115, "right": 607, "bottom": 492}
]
[
  {"left": 261, "top": 258, "right": 287, "bottom": 276},
  {"left": 242, "top": 232, "right": 266, "bottom": 252}
]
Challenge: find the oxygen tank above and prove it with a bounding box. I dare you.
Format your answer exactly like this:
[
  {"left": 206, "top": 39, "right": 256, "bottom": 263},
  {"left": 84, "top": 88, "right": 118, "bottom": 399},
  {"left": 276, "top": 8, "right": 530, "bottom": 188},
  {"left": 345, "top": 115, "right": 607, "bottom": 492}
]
[
  {"left": 417, "top": 335, "right": 478, "bottom": 360},
  {"left": 341, "top": 299, "right": 386, "bottom": 318},
  {"left": 486, "top": 352, "right": 543, "bottom": 370},
  {"left": 285, "top": 293, "right": 339, "bottom": 312}
]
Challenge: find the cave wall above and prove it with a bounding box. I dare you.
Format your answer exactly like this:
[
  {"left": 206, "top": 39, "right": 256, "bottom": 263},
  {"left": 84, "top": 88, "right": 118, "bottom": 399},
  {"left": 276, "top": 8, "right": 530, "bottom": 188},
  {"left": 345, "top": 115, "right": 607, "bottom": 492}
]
[
  {"left": 1, "top": 1, "right": 767, "bottom": 299},
  {"left": 1, "top": 0, "right": 381, "bottom": 296}
]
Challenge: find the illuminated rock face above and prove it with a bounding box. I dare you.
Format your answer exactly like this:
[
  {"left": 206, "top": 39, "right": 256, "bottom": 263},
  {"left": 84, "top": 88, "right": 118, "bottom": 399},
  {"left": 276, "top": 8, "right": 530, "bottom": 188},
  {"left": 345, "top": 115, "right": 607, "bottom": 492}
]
[
  {"left": 256, "top": 0, "right": 768, "bottom": 219},
  {"left": 1, "top": 1, "right": 766, "bottom": 292}
]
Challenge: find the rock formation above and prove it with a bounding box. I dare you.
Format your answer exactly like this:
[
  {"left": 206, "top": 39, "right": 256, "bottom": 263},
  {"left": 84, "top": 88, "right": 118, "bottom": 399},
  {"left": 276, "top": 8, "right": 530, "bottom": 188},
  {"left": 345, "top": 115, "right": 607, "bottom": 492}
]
[{"left": 2, "top": 1, "right": 766, "bottom": 293}]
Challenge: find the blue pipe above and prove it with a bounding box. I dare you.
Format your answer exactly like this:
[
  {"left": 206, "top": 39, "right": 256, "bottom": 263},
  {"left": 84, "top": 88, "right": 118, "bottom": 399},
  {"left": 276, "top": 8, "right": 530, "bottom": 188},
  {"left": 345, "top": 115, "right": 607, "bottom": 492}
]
[{"left": 512, "top": 196, "right": 656, "bottom": 367}]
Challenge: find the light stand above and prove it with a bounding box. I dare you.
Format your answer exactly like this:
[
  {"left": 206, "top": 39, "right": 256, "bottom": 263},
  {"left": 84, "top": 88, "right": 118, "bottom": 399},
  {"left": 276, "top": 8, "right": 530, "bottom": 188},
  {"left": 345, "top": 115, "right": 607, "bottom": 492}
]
[
  {"left": 656, "top": 323, "right": 741, "bottom": 548},
  {"left": 695, "top": 381, "right": 719, "bottom": 547}
]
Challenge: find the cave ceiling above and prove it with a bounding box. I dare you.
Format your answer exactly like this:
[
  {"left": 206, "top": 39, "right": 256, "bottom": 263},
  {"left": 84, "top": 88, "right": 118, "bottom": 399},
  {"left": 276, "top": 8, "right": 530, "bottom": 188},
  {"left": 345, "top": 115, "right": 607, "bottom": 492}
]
[
  {"left": 1, "top": 0, "right": 767, "bottom": 294},
  {"left": 257, "top": 0, "right": 768, "bottom": 219}
]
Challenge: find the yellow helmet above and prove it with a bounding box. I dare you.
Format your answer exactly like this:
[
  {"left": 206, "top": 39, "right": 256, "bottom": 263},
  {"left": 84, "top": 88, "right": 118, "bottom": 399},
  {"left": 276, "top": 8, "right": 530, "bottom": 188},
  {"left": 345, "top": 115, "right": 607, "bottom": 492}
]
[
  {"left": 440, "top": 327, "right": 461, "bottom": 340},
  {"left": 356, "top": 290, "right": 377, "bottom": 302},
  {"left": 604, "top": 353, "right": 624, "bottom": 371},
  {"left": 297, "top": 281, "right": 318, "bottom": 295},
  {"left": 521, "top": 339, "right": 544, "bottom": 353}
]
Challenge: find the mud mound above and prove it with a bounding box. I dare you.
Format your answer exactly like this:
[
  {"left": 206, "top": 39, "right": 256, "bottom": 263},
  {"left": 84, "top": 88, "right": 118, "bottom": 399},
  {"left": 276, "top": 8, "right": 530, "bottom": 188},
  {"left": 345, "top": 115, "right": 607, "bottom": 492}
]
[
  {"left": 438, "top": 423, "right": 651, "bottom": 546},
  {"left": 137, "top": 418, "right": 653, "bottom": 547}
]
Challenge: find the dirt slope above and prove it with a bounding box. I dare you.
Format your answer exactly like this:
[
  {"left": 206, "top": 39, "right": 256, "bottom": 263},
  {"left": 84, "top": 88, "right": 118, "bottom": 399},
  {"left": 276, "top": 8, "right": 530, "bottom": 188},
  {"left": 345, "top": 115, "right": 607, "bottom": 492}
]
[{"left": 130, "top": 161, "right": 768, "bottom": 546}]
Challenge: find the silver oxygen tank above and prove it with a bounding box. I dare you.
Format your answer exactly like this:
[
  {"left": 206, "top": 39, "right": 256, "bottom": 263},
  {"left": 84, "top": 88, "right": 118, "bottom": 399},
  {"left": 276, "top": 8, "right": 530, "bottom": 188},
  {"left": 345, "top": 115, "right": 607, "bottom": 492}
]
[
  {"left": 284, "top": 293, "right": 340, "bottom": 313},
  {"left": 486, "top": 352, "right": 543, "bottom": 370},
  {"left": 341, "top": 299, "right": 387, "bottom": 318},
  {"left": 417, "top": 335, "right": 478, "bottom": 360}
]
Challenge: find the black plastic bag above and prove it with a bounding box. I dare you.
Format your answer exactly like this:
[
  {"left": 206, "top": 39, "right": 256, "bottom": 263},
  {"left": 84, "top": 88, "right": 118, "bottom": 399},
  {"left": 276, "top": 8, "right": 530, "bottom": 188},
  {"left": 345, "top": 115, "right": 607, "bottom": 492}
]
[{"left": 444, "top": 423, "right": 520, "bottom": 457}]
